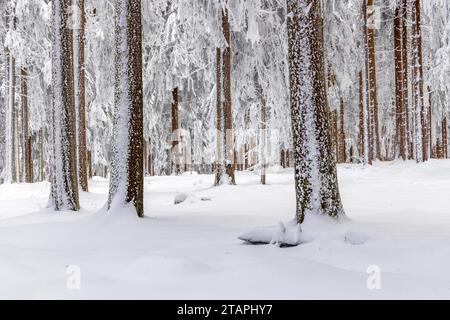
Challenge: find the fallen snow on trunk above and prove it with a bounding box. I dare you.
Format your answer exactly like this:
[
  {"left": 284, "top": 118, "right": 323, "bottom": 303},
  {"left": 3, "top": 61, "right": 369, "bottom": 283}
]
[{"left": 2, "top": 161, "right": 450, "bottom": 299}]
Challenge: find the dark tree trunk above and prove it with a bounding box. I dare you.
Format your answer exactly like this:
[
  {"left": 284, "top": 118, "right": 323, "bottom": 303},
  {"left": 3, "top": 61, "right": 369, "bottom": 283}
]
[
  {"left": 358, "top": 69, "right": 365, "bottom": 160},
  {"left": 108, "top": 0, "right": 144, "bottom": 217},
  {"left": 50, "top": 0, "right": 80, "bottom": 211},
  {"left": 10, "top": 15, "right": 17, "bottom": 183},
  {"left": 171, "top": 87, "right": 180, "bottom": 175},
  {"left": 442, "top": 116, "right": 448, "bottom": 159},
  {"left": 39, "top": 128, "right": 44, "bottom": 181},
  {"left": 339, "top": 98, "right": 346, "bottom": 163},
  {"left": 287, "top": 0, "right": 344, "bottom": 224},
  {"left": 362, "top": 0, "right": 373, "bottom": 165},
  {"left": 21, "top": 67, "right": 32, "bottom": 183},
  {"left": 366, "top": 0, "right": 381, "bottom": 160},
  {"left": 428, "top": 87, "right": 433, "bottom": 158},
  {"left": 260, "top": 97, "right": 267, "bottom": 185},
  {"left": 215, "top": 5, "right": 235, "bottom": 185},
  {"left": 394, "top": 3, "right": 406, "bottom": 160},
  {"left": 87, "top": 150, "right": 93, "bottom": 178},
  {"left": 401, "top": 0, "right": 411, "bottom": 160},
  {"left": 75, "top": 0, "right": 89, "bottom": 192},
  {"left": 415, "top": 0, "right": 427, "bottom": 161}
]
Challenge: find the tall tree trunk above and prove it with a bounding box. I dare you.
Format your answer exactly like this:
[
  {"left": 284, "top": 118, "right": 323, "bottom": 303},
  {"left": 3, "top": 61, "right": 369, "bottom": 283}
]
[
  {"left": 39, "top": 127, "right": 44, "bottom": 181},
  {"left": 74, "top": 0, "right": 88, "bottom": 192},
  {"left": 4, "top": 7, "right": 17, "bottom": 183},
  {"left": 171, "top": 87, "right": 180, "bottom": 175},
  {"left": 87, "top": 149, "right": 93, "bottom": 178},
  {"left": 394, "top": 3, "right": 406, "bottom": 160},
  {"left": 14, "top": 94, "right": 19, "bottom": 181},
  {"left": 402, "top": 0, "right": 412, "bottom": 159},
  {"left": 412, "top": 0, "right": 425, "bottom": 162},
  {"left": 358, "top": 70, "right": 364, "bottom": 159},
  {"left": 442, "top": 116, "right": 448, "bottom": 159},
  {"left": 428, "top": 87, "right": 433, "bottom": 158},
  {"left": 50, "top": 0, "right": 80, "bottom": 211},
  {"left": 366, "top": 0, "right": 381, "bottom": 160},
  {"left": 215, "top": 47, "right": 224, "bottom": 182},
  {"left": 287, "top": 0, "right": 345, "bottom": 224},
  {"left": 260, "top": 97, "right": 267, "bottom": 185},
  {"left": 21, "top": 67, "right": 32, "bottom": 183},
  {"left": 215, "top": 5, "right": 235, "bottom": 185},
  {"left": 416, "top": 0, "right": 427, "bottom": 162},
  {"left": 362, "top": 0, "right": 372, "bottom": 165},
  {"left": 108, "top": 0, "right": 144, "bottom": 217},
  {"left": 339, "top": 97, "right": 346, "bottom": 163},
  {"left": 286, "top": 149, "right": 290, "bottom": 167}
]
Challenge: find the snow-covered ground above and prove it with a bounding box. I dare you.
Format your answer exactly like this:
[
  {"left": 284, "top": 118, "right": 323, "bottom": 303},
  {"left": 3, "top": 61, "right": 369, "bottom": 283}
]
[{"left": 1, "top": 161, "right": 450, "bottom": 299}]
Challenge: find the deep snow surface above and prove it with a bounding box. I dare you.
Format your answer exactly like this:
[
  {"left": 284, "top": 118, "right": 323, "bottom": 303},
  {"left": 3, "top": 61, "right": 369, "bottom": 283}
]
[{"left": 1, "top": 161, "right": 450, "bottom": 299}]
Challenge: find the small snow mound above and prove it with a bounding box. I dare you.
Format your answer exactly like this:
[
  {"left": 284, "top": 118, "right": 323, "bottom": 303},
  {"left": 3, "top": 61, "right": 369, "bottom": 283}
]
[
  {"left": 174, "top": 193, "right": 188, "bottom": 205},
  {"left": 344, "top": 230, "right": 369, "bottom": 245},
  {"left": 239, "top": 221, "right": 303, "bottom": 247}
]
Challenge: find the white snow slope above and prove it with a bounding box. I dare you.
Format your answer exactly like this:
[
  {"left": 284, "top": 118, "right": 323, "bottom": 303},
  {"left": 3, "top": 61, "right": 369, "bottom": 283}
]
[{"left": 1, "top": 161, "right": 450, "bottom": 299}]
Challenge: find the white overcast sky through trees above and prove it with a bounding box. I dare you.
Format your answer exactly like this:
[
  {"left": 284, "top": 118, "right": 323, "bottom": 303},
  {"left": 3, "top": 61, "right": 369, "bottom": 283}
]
[{"left": 0, "top": 0, "right": 450, "bottom": 300}]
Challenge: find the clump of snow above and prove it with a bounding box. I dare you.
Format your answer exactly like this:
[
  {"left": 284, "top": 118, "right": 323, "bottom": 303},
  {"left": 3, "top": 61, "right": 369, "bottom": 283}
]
[
  {"left": 239, "top": 221, "right": 303, "bottom": 247},
  {"left": 174, "top": 193, "right": 188, "bottom": 205},
  {"left": 239, "top": 214, "right": 351, "bottom": 247},
  {"left": 344, "top": 230, "right": 370, "bottom": 245}
]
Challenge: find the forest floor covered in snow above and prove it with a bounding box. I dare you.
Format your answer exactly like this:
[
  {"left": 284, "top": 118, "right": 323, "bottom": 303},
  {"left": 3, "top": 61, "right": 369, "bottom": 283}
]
[{"left": 1, "top": 161, "right": 450, "bottom": 299}]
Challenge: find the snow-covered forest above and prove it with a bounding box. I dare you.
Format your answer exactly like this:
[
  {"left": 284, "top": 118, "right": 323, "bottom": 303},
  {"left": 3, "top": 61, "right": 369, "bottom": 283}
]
[{"left": 1, "top": 0, "right": 450, "bottom": 299}]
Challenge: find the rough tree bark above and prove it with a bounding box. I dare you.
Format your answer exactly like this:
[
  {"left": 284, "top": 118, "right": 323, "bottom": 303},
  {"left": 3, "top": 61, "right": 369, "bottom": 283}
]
[
  {"left": 362, "top": 0, "right": 373, "bottom": 165},
  {"left": 4, "top": 7, "right": 17, "bottom": 183},
  {"left": 260, "top": 97, "right": 267, "bottom": 185},
  {"left": 21, "top": 67, "right": 32, "bottom": 183},
  {"left": 87, "top": 149, "right": 92, "bottom": 178},
  {"left": 415, "top": 0, "right": 427, "bottom": 162},
  {"left": 74, "top": 0, "right": 89, "bottom": 192},
  {"left": 107, "top": 0, "right": 144, "bottom": 217},
  {"left": 366, "top": 0, "right": 381, "bottom": 160},
  {"left": 171, "top": 87, "right": 180, "bottom": 175},
  {"left": 394, "top": 2, "right": 406, "bottom": 160},
  {"left": 442, "top": 116, "right": 448, "bottom": 159},
  {"left": 215, "top": 5, "right": 235, "bottom": 186},
  {"left": 402, "top": 0, "right": 412, "bottom": 159},
  {"left": 411, "top": 0, "right": 426, "bottom": 162},
  {"left": 358, "top": 70, "right": 364, "bottom": 159},
  {"left": 339, "top": 97, "right": 346, "bottom": 163},
  {"left": 50, "top": 0, "right": 80, "bottom": 211},
  {"left": 428, "top": 87, "right": 433, "bottom": 158},
  {"left": 287, "top": 0, "right": 345, "bottom": 224}
]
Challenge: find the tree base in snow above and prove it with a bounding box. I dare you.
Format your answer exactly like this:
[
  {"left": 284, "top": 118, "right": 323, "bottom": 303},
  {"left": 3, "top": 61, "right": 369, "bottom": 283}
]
[{"left": 238, "top": 221, "right": 303, "bottom": 247}]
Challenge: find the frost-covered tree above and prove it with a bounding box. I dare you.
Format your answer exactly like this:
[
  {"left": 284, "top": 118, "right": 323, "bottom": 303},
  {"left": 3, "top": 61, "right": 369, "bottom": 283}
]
[
  {"left": 3, "top": 1, "right": 17, "bottom": 184},
  {"left": 73, "top": 0, "right": 88, "bottom": 191},
  {"left": 50, "top": 0, "right": 80, "bottom": 211},
  {"left": 287, "top": 0, "right": 344, "bottom": 224},
  {"left": 107, "top": 0, "right": 144, "bottom": 217},
  {"left": 215, "top": 3, "right": 235, "bottom": 186}
]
